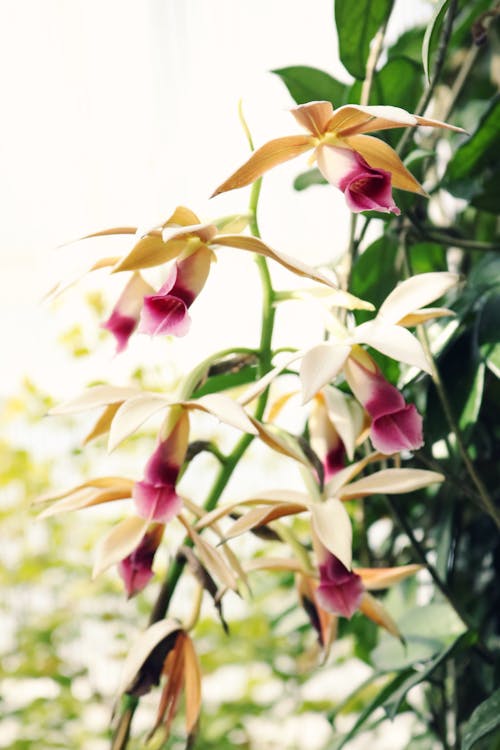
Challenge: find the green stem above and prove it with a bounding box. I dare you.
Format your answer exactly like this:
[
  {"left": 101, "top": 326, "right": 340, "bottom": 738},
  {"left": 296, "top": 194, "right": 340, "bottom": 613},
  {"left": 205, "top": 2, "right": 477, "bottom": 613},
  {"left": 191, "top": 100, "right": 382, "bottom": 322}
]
[{"left": 111, "top": 159, "right": 276, "bottom": 750}]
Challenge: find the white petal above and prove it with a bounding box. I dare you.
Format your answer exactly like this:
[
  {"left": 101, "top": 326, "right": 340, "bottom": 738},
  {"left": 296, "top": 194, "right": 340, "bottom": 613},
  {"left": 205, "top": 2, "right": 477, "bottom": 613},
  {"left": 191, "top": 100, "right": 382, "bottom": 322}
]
[
  {"left": 315, "top": 144, "right": 357, "bottom": 188},
  {"left": 187, "top": 393, "right": 258, "bottom": 434},
  {"left": 107, "top": 393, "right": 171, "bottom": 452},
  {"left": 323, "top": 386, "right": 364, "bottom": 461},
  {"left": 353, "top": 320, "right": 431, "bottom": 372},
  {"left": 335, "top": 103, "right": 417, "bottom": 126},
  {"left": 92, "top": 516, "right": 149, "bottom": 579},
  {"left": 238, "top": 351, "right": 302, "bottom": 407},
  {"left": 340, "top": 468, "right": 444, "bottom": 500},
  {"left": 300, "top": 343, "right": 351, "bottom": 403},
  {"left": 49, "top": 385, "right": 140, "bottom": 415},
  {"left": 378, "top": 272, "right": 459, "bottom": 324},
  {"left": 310, "top": 497, "right": 352, "bottom": 570},
  {"left": 118, "top": 618, "right": 182, "bottom": 695}
]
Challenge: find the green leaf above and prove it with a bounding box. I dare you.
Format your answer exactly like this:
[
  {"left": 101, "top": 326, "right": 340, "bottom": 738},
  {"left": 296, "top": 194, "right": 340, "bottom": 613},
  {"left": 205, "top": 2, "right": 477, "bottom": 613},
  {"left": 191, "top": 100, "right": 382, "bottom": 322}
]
[
  {"left": 462, "top": 688, "right": 500, "bottom": 750},
  {"left": 425, "top": 331, "right": 484, "bottom": 443},
  {"left": 272, "top": 65, "right": 346, "bottom": 106},
  {"left": 332, "top": 670, "right": 414, "bottom": 750},
  {"left": 334, "top": 0, "right": 394, "bottom": 80},
  {"left": 293, "top": 168, "right": 327, "bottom": 191},
  {"left": 422, "top": 0, "right": 450, "bottom": 84},
  {"left": 350, "top": 235, "right": 399, "bottom": 324},
  {"left": 387, "top": 26, "right": 425, "bottom": 63},
  {"left": 372, "top": 602, "right": 467, "bottom": 671},
  {"left": 384, "top": 631, "right": 477, "bottom": 719},
  {"left": 191, "top": 365, "right": 258, "bottom": 398},
  {"left": 445, "top": 97, "right": 500, "bottom": 204}
]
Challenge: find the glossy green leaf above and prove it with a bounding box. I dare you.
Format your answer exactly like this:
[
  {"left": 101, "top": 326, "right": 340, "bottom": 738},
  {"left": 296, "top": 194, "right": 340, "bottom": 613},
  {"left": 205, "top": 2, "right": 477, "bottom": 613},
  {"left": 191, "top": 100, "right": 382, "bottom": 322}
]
[
  {"left": 384, "top": 631, "right": 477, "bottom": 719},
  {"left": 192, "top": 364, "right": 259, "bottom": 398},
  {"left": 272, "top": 65, "right": 346, "bottom": 106},
  {"left": 332, "top": 670, "right": 414, "bottom": 750},
  {"left": 334, "top": 0, "right": 394, "bottom": 80},
  {"left": 445, "top": 97, "right": 500, "bottom": 203},
  {"left": 372, "top": 602, "right": 466, "bottom": 671},
  {"left": 422, "top": 0, "right": 449, "bottom": 84},
  {"left": 293, "top": 167, "right": 327, "bottom": 191},
  {"left": 387, "top": 26, "right": 425, "bottom": 63},
  {"left": 462, "top": 688, "right": 500, "bottom": 750},
  {"left": 350, "top": 236, "right": 399, "bottom": 325}
]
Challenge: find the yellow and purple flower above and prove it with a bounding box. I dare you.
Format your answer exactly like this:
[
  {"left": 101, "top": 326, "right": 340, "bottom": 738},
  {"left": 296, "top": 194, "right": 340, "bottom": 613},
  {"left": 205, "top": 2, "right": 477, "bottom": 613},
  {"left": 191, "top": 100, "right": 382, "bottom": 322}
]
[
  {"left": 118, "top": 523, "right": 164, "bottom": 597},
  {"left": 213, "top": 100, "right": 464, "bottom": 213},
  {"left": 133, "top": 410, "right": 189, "bottom": 523},
  {"left": 101, "top": 272, "right": 154, "bottom": 353},
  {"left": 138, "top": 246, "right": 212, "bottom": 338}
]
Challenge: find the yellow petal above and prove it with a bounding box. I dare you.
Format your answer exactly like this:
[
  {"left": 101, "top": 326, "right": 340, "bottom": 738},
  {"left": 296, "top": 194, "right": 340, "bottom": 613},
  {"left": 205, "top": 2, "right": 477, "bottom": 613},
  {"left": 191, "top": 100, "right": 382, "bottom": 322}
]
[
  {"left": 112, "top": 235, "right": 189, "bottom": 273},
  {"left": 356, "top": 564, "right": 422, "bottom": 590},
  {"left": 398, "top": 307, "right": 455, "bottom": 327},
  {"left": 83, "top": 403, "right": 122, "bottom": 444},
  {"left": 215, "top": 234, "right": 338, "bottom": 288},
  {"left": 211, "top": 135, "right": 314, "bottom": 196},
  {"left": 164, "top": 205, "right": 201, "bottom": 227},
  {"left": 92, "top": 516, "right": 149, "bottom": 578},
  {"left": 342, "top": 134, "right": 427, "bottom": 195},
  {"left": 358, "top": 592, "right": 401, "bottom": 639},
  {"left": 183, "top": 634, "right": 202, "bottom": 735},
  {"left": 290, "top": 101, "right": 335, "bottom": 136},
  {"left": 225, "top": 502, "right": 307, "bottom": 540}
]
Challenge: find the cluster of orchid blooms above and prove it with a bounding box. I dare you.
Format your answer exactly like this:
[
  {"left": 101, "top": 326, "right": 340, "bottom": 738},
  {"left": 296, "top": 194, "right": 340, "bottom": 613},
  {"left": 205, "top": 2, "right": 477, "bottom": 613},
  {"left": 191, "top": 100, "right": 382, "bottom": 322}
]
[{"left": 38, "top": 101, "right": 463, "bottom": 734}]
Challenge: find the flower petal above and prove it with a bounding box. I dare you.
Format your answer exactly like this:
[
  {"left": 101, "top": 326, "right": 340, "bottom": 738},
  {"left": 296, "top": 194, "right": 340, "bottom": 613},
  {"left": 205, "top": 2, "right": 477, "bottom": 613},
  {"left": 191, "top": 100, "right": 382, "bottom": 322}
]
[
  {"left": 300, "top": 343, "right": 351, "bottom": 403},
  {"left": 316, "top": 554, "right": 364, "bottom": 618},
  {"left": 377, "top": 272, "right": 459, "bottom": 325},
  {"left": 113, "top": 234, "right": 188, "bottom": 273},
  {"left": 327, "top": 104, "right": 418, "bottom": 137},
  {"left": 310, "top": 497, "right": 352, "bottom": 571},
  {"left": 92, "top": 515, "right": 150, "bottom": 579},
  {"left": 108, "top": 393, "right": 171, "bottom": 453},
  {"left": 49, "top": 385, "right": 140, "bottom": 415},
  {"left": 339, "top": 468, "right": 444, "bottom": 500},
  {"left": 358, "top": 592, "right": 401, "bottom": 638},
  {"left": 187, "top": 393, "right": 258, "bottom": 435},
  {"left": 212, "top": 135, "right": 314, "bottom": 196},
  {"left": 290, "top": 101, "right": 335, "bottom": 136},
  {"left": 342, "top": 134, "right": 426, "bottom": 195},
  {"left": 133, "top": 481, "right": 183, "bottom": 523},
  {"left": 356, "top": 564, "right": 421, "bottom": 590},
  {"left": 353, "top": 320, "right": 431, "bottom": 372},
  {"left": 118, "top": 618, "right": 182, "bottom": 695},
  {"left": 214, "top": 234, "right": 338, "bottom": 288},
  {"left": 323, "top": 386, "right": 365, "bottom": 462}
]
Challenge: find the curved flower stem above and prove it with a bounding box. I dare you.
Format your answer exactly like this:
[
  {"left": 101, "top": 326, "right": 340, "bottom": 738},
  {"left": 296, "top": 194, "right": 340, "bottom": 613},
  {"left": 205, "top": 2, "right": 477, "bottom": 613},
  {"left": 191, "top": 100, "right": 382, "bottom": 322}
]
[{"left": 111, "top": 166, "right": 276, "bottom": 750}]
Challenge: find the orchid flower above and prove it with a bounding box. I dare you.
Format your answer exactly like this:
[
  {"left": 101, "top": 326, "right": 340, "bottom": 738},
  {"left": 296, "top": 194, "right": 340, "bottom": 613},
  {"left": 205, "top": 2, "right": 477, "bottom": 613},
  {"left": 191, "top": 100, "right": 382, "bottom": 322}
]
[
  {"left": 138, "top": 246, "right": 213, "bottom": 338},
  {"left": 101, "top": 272, "right": 154, "bottom": 353},
  {"left": 344, "top": 346, "right": 423, "bottom": 454},
  {"left": 308, "top": 387, "right": 365, "bottom": 481},
  {"left": 300, "top": 271, "right": 459, "bottom": 402},
  {"left": 78, "top": 205, "right": 346, "bottom": 292},
  {"left": 118, "top": 523, "right": 165, "bottom": 597},
  {"left": 314, "top": 537, "right": 421, "bottom": 636},
  {"left": 133, "top": 408, "right": 189, "bottom": 523},
  {"left": 212, "top": 101, "right": 464, "bottom": 213}
]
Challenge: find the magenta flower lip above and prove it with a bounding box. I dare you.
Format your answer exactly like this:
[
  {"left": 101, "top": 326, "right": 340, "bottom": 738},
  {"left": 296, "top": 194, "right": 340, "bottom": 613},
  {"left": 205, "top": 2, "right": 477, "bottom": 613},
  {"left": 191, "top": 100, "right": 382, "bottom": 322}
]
[
  {"left": 344, "top": 353, "right": 423, "bottom": 455},
  {"left": 102, "top": 311, "right": 139, "bottom": 353},
  {"left": 316, "top": 552, "right": 364, "bottom": 619},
  {"left": 118, "top": 524, "right": 164, "bottom": 597}
]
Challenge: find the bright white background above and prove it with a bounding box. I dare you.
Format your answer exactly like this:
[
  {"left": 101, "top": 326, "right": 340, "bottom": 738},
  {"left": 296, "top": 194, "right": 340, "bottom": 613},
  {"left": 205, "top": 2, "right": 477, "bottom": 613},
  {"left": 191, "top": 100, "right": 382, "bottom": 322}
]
[{"left": 0, "top": 0, "right": 429, "bottom": 396}]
